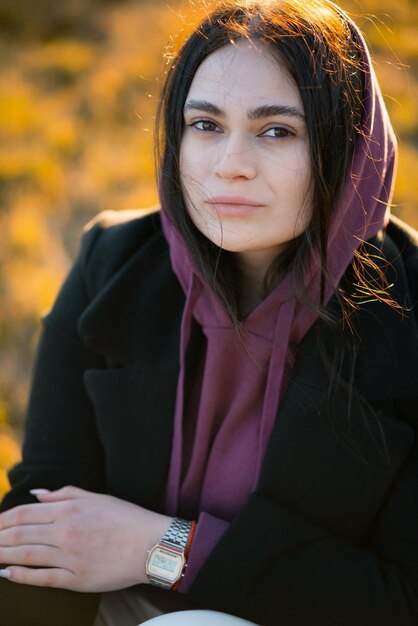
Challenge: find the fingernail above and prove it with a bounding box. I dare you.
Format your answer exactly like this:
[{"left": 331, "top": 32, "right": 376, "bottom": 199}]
[
  {"left": 0, "top": 569, "right": 11, "bottom": 578},
  {"left": 30, "top": 488, "right": 51, "bottom": 495}
]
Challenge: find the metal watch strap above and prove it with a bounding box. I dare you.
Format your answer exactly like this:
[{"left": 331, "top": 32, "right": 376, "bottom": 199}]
[
  {"left": 146, "top": 518, "right": 193, "bottom": 589},
  {"left": 160, "top": 518, "right": 193, "bottom": 551}
]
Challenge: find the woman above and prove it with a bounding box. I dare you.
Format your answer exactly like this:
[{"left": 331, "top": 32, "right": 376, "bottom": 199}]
[{"left": 0, "top": 1, "right": 417, "bottom": 625}]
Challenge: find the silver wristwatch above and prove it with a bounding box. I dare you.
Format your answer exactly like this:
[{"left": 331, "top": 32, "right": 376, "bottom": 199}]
[{"left": 145, "top": 518, "right": 193, "bottom": 589}]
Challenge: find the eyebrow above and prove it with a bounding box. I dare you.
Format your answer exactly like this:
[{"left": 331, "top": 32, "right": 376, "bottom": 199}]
[{"left": 184, "top": 99, "right": 305, "bottom": 121}]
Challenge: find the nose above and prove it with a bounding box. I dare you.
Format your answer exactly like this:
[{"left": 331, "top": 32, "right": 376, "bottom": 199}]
[{"left": 213, "top": 133, "right": 257, "bottom": 180}]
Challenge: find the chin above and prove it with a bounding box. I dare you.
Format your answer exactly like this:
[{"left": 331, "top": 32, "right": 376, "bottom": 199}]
[{"left": 200, "top": 231, "right": 247, "bottom": 253}]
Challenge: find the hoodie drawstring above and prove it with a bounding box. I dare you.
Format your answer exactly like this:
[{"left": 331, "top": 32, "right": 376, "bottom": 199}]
[
  {"left": 165, "top": 273, "right": 202, "bottom": 516},
  {"left": 254, "top": 297, "right": 296, "bottom": 485}
]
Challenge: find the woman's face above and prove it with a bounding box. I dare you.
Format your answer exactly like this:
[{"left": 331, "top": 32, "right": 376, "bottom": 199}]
[{"left": 180, "top": 40, "right": 313, "bottom": 269}]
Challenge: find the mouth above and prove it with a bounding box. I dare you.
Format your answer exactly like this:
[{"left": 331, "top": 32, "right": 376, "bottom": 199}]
[
  {"left": 205, "top": 196, "right": 265, "bottom": 216},
  {"left": 206, "top": 195, "right": 264, "bottom": 207}
]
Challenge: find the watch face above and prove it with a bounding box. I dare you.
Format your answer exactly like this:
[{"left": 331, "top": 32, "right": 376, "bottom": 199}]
[{"left": 146, "top": 545, "right": 185, "bottom": 584}]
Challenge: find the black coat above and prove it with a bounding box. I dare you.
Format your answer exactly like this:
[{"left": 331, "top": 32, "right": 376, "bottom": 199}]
[{"left": 1, "top": 210, "right": 418, "bottom": 626}]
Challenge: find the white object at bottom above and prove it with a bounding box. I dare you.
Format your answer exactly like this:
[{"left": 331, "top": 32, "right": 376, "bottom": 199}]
[{"left": 141, "top": 609, "right": 258, "bottom": 625}]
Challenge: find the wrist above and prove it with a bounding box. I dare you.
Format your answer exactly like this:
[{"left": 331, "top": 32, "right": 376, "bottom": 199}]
[
  {"left": 145, "top": 517, "right": 196, "bottom": 590},
  {"left": 135, "top": 512, "right": 173, "bottom": 585},
  {"left": 172, "top": 518, "right": 196, "bottom": 591}
]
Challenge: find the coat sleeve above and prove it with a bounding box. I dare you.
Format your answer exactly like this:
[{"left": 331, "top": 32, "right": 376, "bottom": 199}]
[
  {"left": 186, "top": 394, "right": 418, "bottom": 626},
  {"left": 0, "top": 228, "right": 107, "bottom": 626},
  {"left": 1, "top": 233, "right": 107, "bottom": 511}
]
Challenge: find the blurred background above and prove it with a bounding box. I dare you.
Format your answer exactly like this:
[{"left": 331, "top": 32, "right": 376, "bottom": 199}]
[{"left": 0, "top": 0, "right": 417, "bottom": 497}]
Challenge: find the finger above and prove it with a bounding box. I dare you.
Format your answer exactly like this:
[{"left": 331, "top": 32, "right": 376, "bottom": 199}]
[
  {"left": 0, "top": 503, "right": 61, "bottom": 529},
  {"left": 2, "top": 565, "right": 76, "bottom": 589},
  {"left": 0, "top": 544, "right": 61, "bottom": 568},
  {"left": 0, "top": 523, "right": 57, "bottom": 548},
  {"left": 30, "top": 485, "right": 89, "bottom": 502}
]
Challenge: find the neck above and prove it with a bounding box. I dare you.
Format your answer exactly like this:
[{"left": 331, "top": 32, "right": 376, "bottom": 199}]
[{"left": 232, "top": 251, "right": 275, "bottom": 316}]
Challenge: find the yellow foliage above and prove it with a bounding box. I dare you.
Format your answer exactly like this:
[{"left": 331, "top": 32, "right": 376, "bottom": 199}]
[
  {"left": 45, "top": 117, "right": 79, "bottom": 153},
  {"left": 8, "top": 204, "right": 46, "bottom": 251},
  {"left": 4, "top": 256, "right": 66, "bottom": 318},
  {"left": 89, "top": 65, "right": 124, "bottom": 103},
  {"left": 0, "top": 430, "right": 21, "bottom": 499},
  {"left": 0, "top": 144, "right": 33, "bottom": 178},
  {"left": 397, "top": 26, "right": 418, "bottom": 58},
  {"left": 27, "top": 40, "right": 95, "bottom": 75},
  {"left": 0, "top": 79, "right": 40, "bottom": 138},
  {"left": 395, "top": 142, "right": 418, "bottom": 214},
  {"left": 0, "top": 142, "right": 66, "bottom": 198},
  {"left": 0, "top": 401, "right": 8, "bottom": 426},
  {"left": 2, "top": 194, "right": 70, "bottom": 318}
]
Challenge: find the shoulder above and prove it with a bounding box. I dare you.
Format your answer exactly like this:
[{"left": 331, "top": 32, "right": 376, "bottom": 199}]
[
  {"left": 72, "top": 208, "right": 185, "bottom": 362},
  {"left": 360, "top": 215, "right": 418, "bottom": 319},
  {"left": 43, "top": 208, "right": 170, "bottom": 337},
  {"left": 81, "top": 206, "right": 164, "bottom": 262},
  {"left": 385, "top": 214, "right": 418, "bottom": 306},
  {"left": 79, "top": 207, "right": 167, "bottom": 298},
  {"left": 83, "top": 206, "right": 162, "bottom": 242},
  {"left": 341, "top": 217, "right": 418, "bottom": 402}
]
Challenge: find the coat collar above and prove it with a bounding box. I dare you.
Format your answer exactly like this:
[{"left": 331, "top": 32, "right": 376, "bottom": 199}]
[{"left": 79, "top": 220, "right": 185, "bottom": 370}]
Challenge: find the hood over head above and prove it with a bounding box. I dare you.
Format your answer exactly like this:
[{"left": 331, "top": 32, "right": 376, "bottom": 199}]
[{"left": 160, "top": 10, "right": 398, "bottom": 517}]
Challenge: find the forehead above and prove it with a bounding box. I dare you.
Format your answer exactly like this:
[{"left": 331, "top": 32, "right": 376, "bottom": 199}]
[{"left": 185, "top": 40, "right": 302, "bottom": 110}]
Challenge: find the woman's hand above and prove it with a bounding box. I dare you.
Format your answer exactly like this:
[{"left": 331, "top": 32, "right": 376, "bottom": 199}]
[{"left": 0, "top": 486, "right": 173, "bottom": 592}]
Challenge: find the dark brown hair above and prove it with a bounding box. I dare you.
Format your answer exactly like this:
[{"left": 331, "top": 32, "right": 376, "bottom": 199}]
[
  {"left": 154, "top": 0, "right": 398, "bottom": 468},
  {"left": 155, "top": 0, "right": 364, "bottom": 323}
]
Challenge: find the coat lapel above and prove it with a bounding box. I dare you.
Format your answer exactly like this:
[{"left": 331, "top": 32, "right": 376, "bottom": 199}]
[{"left": 79, "top": 232, "right": 186, "bottom": 509}]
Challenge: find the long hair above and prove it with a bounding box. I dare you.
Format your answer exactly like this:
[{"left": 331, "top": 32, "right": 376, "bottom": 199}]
[
  {"left": 155, "top": 0, "right": 365, "bottom": 323},
  {"left": 155, "top": 0, "right": 397, "bottom": 467}
]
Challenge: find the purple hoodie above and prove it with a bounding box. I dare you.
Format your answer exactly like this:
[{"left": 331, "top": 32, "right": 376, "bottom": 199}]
[{"left": 160, "top": 15, "right": 397, "bottom": 591}]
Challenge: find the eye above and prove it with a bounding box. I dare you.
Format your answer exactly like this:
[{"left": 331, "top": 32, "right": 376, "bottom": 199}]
[
  {"left": 260, "top": 126, "right": 294, "bottom": 139},
  {"left": 189, "top": 119, "right": 222, "bottom": 133}
]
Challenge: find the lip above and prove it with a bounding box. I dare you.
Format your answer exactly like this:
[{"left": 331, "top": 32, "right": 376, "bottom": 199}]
[
  {"left": 205, "top": 195, "right": 265, "bottom": 216},
  {"left": 206, "top": 195, "right": 264, "bottom": 207}
]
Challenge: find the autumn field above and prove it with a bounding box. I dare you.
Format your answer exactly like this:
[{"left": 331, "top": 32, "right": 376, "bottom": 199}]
[{"left": 0, "top": 0, "right": 417, "bottom": 496}]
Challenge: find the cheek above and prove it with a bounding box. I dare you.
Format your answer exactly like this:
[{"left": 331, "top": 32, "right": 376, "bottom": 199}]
[
  {"left": 294, "top": 201, "right": 313, "bottom": 238},
  {"left": 180, "top": 132, "right": 216, "bottom": 185},
  {"left": 293, "top": 177, "right": 313, "bottom": 236},
  {"left": 294, "top": 148, "right": 313, "bottom": 204},
  {"left": 179, "top": 145, "right": 188, "bottom": 187}
]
